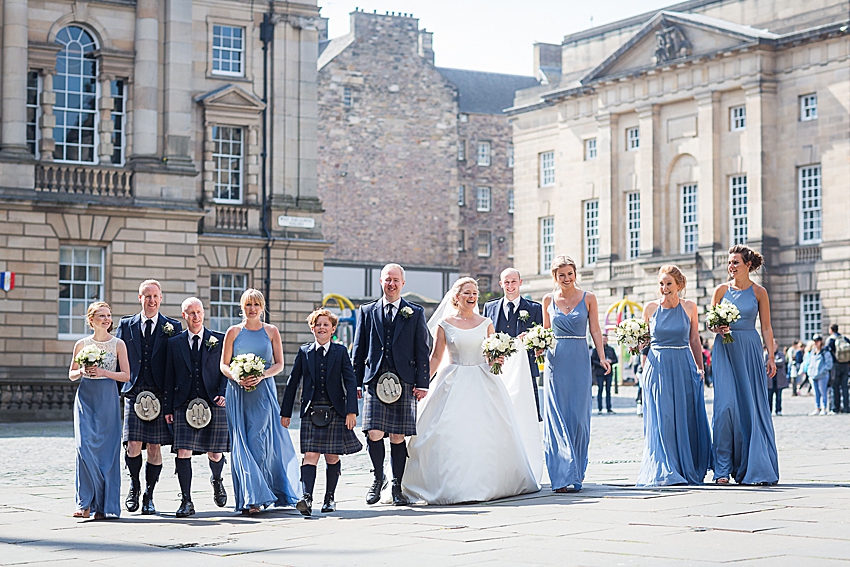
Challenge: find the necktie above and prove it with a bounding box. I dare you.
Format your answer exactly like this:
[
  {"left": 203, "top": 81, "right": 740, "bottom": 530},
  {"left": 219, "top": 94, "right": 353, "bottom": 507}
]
[
  {"left": 386, "top": 304, "right": 394, "bottom": 323},
  {"left": 144, "top": 318, "right": 153, "bottom": 339},
  {"left": 192, "top": 335, "right": 200, "bottom": 359},
  {"left": 507, "top": 302, "right": 516, "bottom": 335}
]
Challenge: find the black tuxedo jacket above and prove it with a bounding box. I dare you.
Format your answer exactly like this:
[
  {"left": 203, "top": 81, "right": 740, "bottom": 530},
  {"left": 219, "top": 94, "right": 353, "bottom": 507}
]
[
  {"left": 351, "top": 298, "right": 430, "bottom": 389},
  {"left": 484, "top": 296, "right": 544, "bottom": 378},
  {"left": 280, "top": 342, "right": 359, "bottom": 419},
  {"left": 163, "top": 328, "right": 227, "bottom": 414},
  {"left": 116, "top": 313, "right": 183, "bottom": 395}
]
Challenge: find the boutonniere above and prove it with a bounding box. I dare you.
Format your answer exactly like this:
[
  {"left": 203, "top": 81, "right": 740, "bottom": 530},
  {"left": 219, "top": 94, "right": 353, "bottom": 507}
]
[
  {"left": 162, "top": 322, "right": 175, "bottom": 336},
  {"left": 400, "top": 306, "right": 414, "bottom": 319},
  {"left": 205, "top": 336, "right": 219, "bottom": 350},
  {"left": 518, "top": 310, "right": 530, "bottom": 322}
]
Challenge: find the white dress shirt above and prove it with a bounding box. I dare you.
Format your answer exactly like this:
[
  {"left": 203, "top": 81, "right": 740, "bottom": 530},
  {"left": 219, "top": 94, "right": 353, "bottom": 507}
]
[
  {"left": 503, "top": 297, "right": 521, "bottom": 319},
  {"left": 381, "top": 297, "right": 402, "bottom": 321},
  {"left": 140, "top": 312, "right": 160, "bottom": 336}
]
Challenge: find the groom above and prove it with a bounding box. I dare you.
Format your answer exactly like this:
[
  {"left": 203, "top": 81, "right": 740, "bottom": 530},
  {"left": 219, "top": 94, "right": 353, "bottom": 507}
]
[
  {"left": 484, "top": 268, "right": 543, "bottom": 420},
  {"left": 352, "top": 263, "right": 430, "bottom": 505}
]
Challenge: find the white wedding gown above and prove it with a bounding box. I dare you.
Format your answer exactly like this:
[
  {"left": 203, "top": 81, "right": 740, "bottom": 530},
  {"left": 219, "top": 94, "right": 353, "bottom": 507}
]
[
  {"left": 402, "top": 320, "right": 541, "bottom": 505},
  {"left": 499, "top": 347, "right": 545, "bottom": 483}
]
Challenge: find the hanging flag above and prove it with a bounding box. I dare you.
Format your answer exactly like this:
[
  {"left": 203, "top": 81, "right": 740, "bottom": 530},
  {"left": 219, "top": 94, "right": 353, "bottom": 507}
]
[{"left": 0, "top": 272, "right": 14, "bottom": 292}]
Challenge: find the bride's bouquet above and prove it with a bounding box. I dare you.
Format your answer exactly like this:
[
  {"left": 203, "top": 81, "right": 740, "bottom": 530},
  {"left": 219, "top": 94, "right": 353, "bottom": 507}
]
[
  {"left": 614, "top": 318, "right": 650, "bottom": 356},
  {"left": 229, "top": 353, "right": 266, "bottom": 392},
  {"left": 481, "top": 332, "right": 517, "bottom": 375},
  {"left": 74, "top": 345, "right": 106, "bottom": 368},
  {"left": 705, "top": 301, "right": 741, "bottom": 344},
  {"left": 523, "top": 324, "right": 555, "bottom": 364}
]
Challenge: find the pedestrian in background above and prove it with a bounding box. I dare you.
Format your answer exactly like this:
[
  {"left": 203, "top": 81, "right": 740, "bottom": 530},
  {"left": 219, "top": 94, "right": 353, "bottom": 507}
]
[
  {"left": 591, "top": 334, "right": 618, "bottom": 414},
  {"left": 765, "top": 340, "right": 787, "bottom": 416},
  {"left": 825, "top": 324, "right": 850, "bottom": 413},
  {"left": 803, "top": 335, "right": 832, "bottom": 416}
]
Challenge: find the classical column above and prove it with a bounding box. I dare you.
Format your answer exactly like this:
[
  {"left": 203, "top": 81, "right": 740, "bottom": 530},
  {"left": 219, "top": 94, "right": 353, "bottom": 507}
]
[
  {"left": 0, "top": 0, "right": 30, "bottom": 158},
  {"left": 39, "top": 70, "right": 56, "bottom": 161},
  {"left": 162, "top": 0, "right": 194, "bottom": 170},
  {"left": 596, "top": 112, "right": 616, "bottom": 267},
  {"left": 744, "top": 80, "right": 777, "bottom": 249},
  {"left": 637, "top": 104, "right": 659, "bottom": 257},
  {"left": 98, "top": 75, "right": 115, "bottom": 164},
  {"left": 695, "top": 91, "right": 720, "bottom": 264},
  {"left": 130, "top": 0, "right": 159, "bottom": 162}
]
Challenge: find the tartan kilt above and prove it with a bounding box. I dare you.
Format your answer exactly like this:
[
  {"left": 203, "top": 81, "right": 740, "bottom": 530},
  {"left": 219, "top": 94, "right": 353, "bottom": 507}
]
[
  {"left": 300, "top": 410, "right": 362, "bottom": 455},
  {"left": 123, "top": 396, "right": 173, "bottom": 446},
  {"left": 362, "top": 380, "right": 417, "bottom": 436},
  {"left": 171, "top": 402, "right": 230, "bottom": 454}
]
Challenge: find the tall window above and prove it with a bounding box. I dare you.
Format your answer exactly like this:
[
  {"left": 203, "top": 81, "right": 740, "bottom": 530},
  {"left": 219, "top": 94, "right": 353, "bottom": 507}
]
[
  {"left": 730, "top": 105, "right": 746, "bottom": 131},
  {"left": 342, "top": 86, "right": 352, "bottom": 107},
  {"left": 457, "top": 140, "right": 466, "bottom": 161},
  {"left": 53, "top": 26, "right": 98, "bottom": 163},
  {"left": 585, "top": 138, "right": 597, "bottom": 160},
  {"left": 799, "top": 165, "right": 822, "bottom": 244},
  {"left": 111, "top": 80, "right": 126, "bottom": 165},
  {"left": 539, "top": 151, "right": 555, "bottom": 187},
  {"left": 477, "top": 141, "right": 491, "bottom": 166},
  {"left": 730, "top": 175, "right": 748, "bottom": 245},
  {"left": 627, "top": 127, "right": 640, "bottom": 151},
  {"left": 209, "top": 273, "right": 248, "bottom": 332},
  {"left": 477, "top": 230, "right": 491, "bottom": 257},
  {"left": 477, "top": 275, "right": 492, "bottom": 293},
  {"left": 540, "top": 216, "right": 555, "bottom": 274},
  {"left": 627, "top": 192, "right": 641, "bottom": 260},
  {"left": 507, "top": 231, "right": 514, "bottom": 258},
  {"left": 507, "top": 143, "right": 514, "bottom": 168},
  {"left": 801, "top": 292, "right": 821, "bottom": 341},
  {"left": 584, "top": 199, "right": 599, "bottom": 266},
  {"left": 212, "top": 25, "right": 244, "bottom": 76},
  {"left": 59, "top": 246, "right": 104, "bottom": 338},
  {"left": 26, "top": 71, "right": 40, "bottom": 157},
  {"left": 457, "top": 185, "right": 465, "bottom": 207},
  {"left": 212, "top": 126, "right": 243, "bottom": 203},
  {"left": 681, "top": 183, "right": 698, "bottom": 253},
  {"left": 507, "top": 189, "right": 515, "bottom": 214},
  {"left": 800, "top": 93, "right": 817, "bottom": 121},
  {"left": 476, "top": 186, "right": 491, "bottom": 212},
  {"left": 457, "top": 229, "right": 466, "bottom": 252}
]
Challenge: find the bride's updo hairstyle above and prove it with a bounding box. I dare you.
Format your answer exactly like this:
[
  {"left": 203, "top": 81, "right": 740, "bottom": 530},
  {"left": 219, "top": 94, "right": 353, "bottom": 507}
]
[
  {"left": 728, "top": 244, "right": 764, "bottom": 272},
  {"left": 450, "top": 277, "right": 479, "bottom": 308},
  {"left": 240, "top": 288, "right": 266, "bottom": 320},
  {"left": 550, "top": 255, "right": 580, "bottom": 288},
  {"left": 659, "top": 265, "right": 687, "bottom": 294}
]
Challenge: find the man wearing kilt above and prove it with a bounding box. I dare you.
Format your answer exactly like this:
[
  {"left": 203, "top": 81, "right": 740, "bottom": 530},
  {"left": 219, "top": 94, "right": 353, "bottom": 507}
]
[
  {"left": 116, "top": 280, "right": 182, "bottom": 515},
  {"left": 280, "top": 309, "right": 361, "bottom": 516},
  {"left": 163, "top": 297, "right": 229, "bottom": 518},
  {"left": 352, "top": 264, "right": 430, "bottom": 506}
]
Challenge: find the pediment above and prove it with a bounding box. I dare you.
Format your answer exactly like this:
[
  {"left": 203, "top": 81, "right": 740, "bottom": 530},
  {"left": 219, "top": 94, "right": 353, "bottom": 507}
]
[
  {"left": 195, "top": 84, "right": 265, "bottom": 113},
  {"left": 581, "top": 11, "right": 778, "bottom": 84}
]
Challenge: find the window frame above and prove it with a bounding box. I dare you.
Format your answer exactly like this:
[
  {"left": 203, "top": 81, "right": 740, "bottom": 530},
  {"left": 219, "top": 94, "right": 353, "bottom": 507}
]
[
  {"left": 53, "top": 25, "right": 100, "bottom": 164},
  {"left": 209, "top": 272, "right": 249, "bottom": 332},
  {"left": 539, "top": 151, "right": 555, "bottom": 187},
  {"left": 585, "top": 138, "right": 597, "bottom": 160},
  {"left": 477, "top": 230, "right": 492, "bottom": 258},
  {"left": 110, "top": 79, "right": 127, "bottom": 166},
  {"left": 627, "top": 191, "right": 641, "bottom": 260},
  {"left": 507, "top": 143, "right": 514, "bottom": 168},
  {"left": 476, "top": 186, "right": 491, "bottom": 213},
  {"left": 799, "top": 93, "right": 818, "bottom": 122},
  {"left": 342, "top": 86, "right": 352, "bottom": 108},
  {"left": 730, "top": 105, "right": 746, "bottom": 131},
  {"left": 477, "top": 141, "right": 491, "bottom": 167},
  {"left": 211, "top": 125, "right": 244, "bottom": 204},
  {"left": 681, "top": 183, "right": 699, "bottom": 254},
  {"left": 540, "top": 216, "right": 555, "bottom": 274},
  {"left": 799, "top": 165, "right": 822, "bottom": 244},
  {"left": 211, "top": 24, "right": 246, "bottom": 77},
  {"left": 26, "top": 70, "right": 41, "bottom": 158},
  {"left": 507, "top": 189, "right": 515, "bottom": 214},
  {"left": 457, "top": 139, "right": 466, "bottom": 161},
  {"left": 584, "top": 199, "right": 599, "bottom": 266},
  {"left": 457, "top": 185, "right": 465, "bottom": 207},
  {"left": 457, "top": 229, "right": 466, "bottom": 252},
  {"left": 58, "top": 245, "right": 105, "bottom": 340},
  {"left": 800, "top": 292, "right": 821, "bottom": 341},
  {"left": 730, "top": 175, "right": 748, "bottom": 246},
  {"left": 626, "top": 127, "right": 640, "bottom": 151}
]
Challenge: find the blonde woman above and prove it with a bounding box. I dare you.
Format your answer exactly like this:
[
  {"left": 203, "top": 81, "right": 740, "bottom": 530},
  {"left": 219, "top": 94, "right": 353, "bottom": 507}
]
[
  {"left": 542, "top": 256, "right": 610, "bottom": 493},
  {"left": 68, "top": 302, "right": 130, "bottom": 519},
  {"left": 220, "top": 289, "right": 299, "bottom": 513}
]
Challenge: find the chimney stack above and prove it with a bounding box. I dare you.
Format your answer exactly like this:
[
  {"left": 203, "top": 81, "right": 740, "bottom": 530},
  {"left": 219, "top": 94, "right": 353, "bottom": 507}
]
[{"left": 419, "top": 29, "right": 434, "bottom": 64}]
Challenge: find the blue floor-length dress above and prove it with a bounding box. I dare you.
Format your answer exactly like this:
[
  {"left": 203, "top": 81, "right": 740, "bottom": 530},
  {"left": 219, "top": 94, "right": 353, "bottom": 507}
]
[
  {"left": 637, "top": 303, "right": 712, "bottom": 486},
  {"left": 227, "top": 327, "right": 300, "bottom": 511},
  {"left": 544, "top": 293, "right": 592, "bottom": 491},
  {"left": 711, "top": 286, "right": 779, "bottom": 484},
  {"left": 74, "top": 336, "right": 122, "bottom": 517}
]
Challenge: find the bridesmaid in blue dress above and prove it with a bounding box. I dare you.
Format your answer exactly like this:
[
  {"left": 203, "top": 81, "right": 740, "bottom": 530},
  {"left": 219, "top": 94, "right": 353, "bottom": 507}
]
[
  {"left": 710, "top": 245, "right": 779, "bottom": 485},
  {"left": 542, "top": 255, "right": 610, "bottom": 492},
  {"left": 637, "top": 266, "right": 712, "bottom": 486},
  {"left": 68, "top": 302, "right": 130, "bottom": 519},
  {"left": 220, "top": 289, "right": 300, "bottom": 513}
]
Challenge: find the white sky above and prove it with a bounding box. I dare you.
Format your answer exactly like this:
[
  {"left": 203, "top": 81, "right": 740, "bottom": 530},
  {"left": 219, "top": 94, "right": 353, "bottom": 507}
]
[{"left": 319, "top": 0, "right": 676, "bottom": 76}]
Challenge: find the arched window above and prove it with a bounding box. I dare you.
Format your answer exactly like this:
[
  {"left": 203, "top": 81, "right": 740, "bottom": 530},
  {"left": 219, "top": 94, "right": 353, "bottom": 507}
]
[{"left": 53, "top": 26, "right": 98, "bottom": 163}]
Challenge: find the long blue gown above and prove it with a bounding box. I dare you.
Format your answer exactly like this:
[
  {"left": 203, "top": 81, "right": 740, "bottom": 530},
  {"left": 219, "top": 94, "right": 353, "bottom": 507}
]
[
  {"left": 227, "top": 327, "right": 300, "bottom": 511},
  {"left": 711, "top": 286, "right": 779, "bottom": 484},
  {"left": 637, "top": 303, "right": 712, "bottom": 486},
  {"left": 544, "top": 293, "right": 592, "bottom": 491},
  {"left": 74, "top": 336, "right": 122, "bottom": 517}
]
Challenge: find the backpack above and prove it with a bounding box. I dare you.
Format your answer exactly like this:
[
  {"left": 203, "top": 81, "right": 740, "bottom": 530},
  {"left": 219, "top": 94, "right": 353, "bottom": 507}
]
[{"left": 834, "top": 336, "right": 850, "bottom": 364}]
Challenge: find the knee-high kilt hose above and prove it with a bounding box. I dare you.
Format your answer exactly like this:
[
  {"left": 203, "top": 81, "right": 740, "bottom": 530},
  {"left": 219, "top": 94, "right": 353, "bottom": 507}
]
[
  {"left": 123, "top": 396, "right": 173, "bottom": 446},
  {"left": 300, "top": 410, "right": 362, "bottom": 455},
  {"left": 361, "top": 381, "right": 417, "bottom": 436},
  {"left": 171, "top": 403, "right": 230, "bottom": 454}
]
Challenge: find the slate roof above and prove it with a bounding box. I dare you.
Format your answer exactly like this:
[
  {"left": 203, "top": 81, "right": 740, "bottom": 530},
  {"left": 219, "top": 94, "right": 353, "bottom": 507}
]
[{"left": 436, "top": 68, "right": 539, "bottom": 114}]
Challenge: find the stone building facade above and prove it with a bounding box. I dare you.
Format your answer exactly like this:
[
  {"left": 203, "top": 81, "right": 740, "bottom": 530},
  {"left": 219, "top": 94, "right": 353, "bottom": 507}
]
[
  {"left": 0, "top": 0, "right": 325, "bottom": 420},
  {"left": 509, "top": 0, "right": 849, "bottom": 345},
  {"left": 318, "top": 10, "right": 537, "bottom": 302}
]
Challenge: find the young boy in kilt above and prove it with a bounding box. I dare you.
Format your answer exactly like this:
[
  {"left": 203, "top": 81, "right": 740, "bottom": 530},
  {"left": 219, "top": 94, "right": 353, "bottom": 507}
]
[{"left": 281, "top": 309, "right": 362, "bottom": 516}]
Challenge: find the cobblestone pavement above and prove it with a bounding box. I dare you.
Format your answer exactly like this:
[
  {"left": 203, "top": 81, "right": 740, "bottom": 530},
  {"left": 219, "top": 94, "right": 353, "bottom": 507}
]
[{"left": 1, "top": 386, "right": 848, "bottom": 566}]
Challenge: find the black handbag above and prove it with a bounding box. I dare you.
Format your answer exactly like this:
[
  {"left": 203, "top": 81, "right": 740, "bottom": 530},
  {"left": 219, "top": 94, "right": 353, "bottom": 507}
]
[{"left": 310, "top": 405, "right": 333, "bottom": 427}]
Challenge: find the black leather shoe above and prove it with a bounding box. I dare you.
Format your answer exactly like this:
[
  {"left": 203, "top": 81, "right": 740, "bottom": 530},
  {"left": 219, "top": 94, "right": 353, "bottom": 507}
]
[
  {"left": 141, "top": 487, "right": 156, "bottom": 515},
  {"left": 176, "top": 497, "right": 195, "bottom": 518},
  {"left": 366, "top": 475, "right": 387, "bottom": 505},
  {"left": 125, "top": 480, "right": 141, "bottom": 512},
  {"left": 211, "top": 476, "right": 227, "bottom": 508},
  {"left": 321, "top": 493, "right": 336, "bottom": 513},
  {"left": 391, "top": 479, "right": 410, "bottom": 506},
  {"left": 296, "top": 493, "right": 312, "bottom": 517}
]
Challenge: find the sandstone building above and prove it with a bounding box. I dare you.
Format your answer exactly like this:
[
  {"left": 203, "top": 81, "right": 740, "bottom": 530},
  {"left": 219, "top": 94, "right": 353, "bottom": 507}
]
[
  {"left": 509, "top": 0, "right": 849, "bottom": 344},
  {"left": 0, "top": 0, "right": 325, "bottom": 420}
]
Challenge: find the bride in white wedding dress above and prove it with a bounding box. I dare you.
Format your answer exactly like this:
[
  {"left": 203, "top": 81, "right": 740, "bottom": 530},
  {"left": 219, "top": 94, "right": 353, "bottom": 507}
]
[{"left": 402, "top": 277, "right": 540, "bottom": 505}]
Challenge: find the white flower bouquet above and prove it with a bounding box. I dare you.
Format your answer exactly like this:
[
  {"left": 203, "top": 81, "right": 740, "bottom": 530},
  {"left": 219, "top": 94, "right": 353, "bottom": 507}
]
[
  {"left": 229, "top": 353, "right": 266, "bottom": 392},
  {"left": 705, "top": 301, "right": 741, "bottom": 344},
  {"left": 614, "top": 318, "right": 650, "bottom": 356},
  {"left": 523, "top": 324, "right": 555, "bottom": 364},
  {"left": 481, "top": 332, "right": 517, "bottom": 375},
  {"left": 74, "top": 345, "right": 106, "bottom": 368}
]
